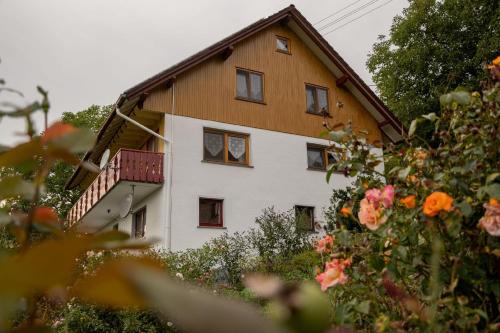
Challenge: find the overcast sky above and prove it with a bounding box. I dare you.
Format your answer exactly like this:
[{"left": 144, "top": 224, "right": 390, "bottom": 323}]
[{"left": 0, "top": 0, "right": 408, "bottom": 145}]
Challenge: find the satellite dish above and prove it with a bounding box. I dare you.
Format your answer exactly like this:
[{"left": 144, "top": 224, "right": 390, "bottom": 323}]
[
  {"left": 99, "top": 149, "right": 111, "bottom": 170},
  {"left": 119, "top": 193, "right": 133, "bottom": 218}
]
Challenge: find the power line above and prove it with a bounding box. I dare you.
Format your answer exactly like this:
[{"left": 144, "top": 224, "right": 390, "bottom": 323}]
[
  {"left": 313, "top": 0, "right": 364, "bottom": 26},
  {"left": 317, "top": 0, "right": 381, "bottom": 31},
  {"left": 322, "top": 0, "right": 396, "bottom": 35}
]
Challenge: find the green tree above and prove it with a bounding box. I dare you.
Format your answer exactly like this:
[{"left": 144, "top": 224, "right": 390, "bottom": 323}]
[
  {"left": 40, "top": 105, "right": 112, "bottom": 218},
  {"left": 367, "top": 0, "right": 500, "bottom": 126}
]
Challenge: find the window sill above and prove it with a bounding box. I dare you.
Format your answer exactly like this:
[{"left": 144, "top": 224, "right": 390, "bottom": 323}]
[
  {"left": 306, "top": 111, "right": 332, "bottom": 118},
  {"left": 202, "top": 160, "right": 254, "bottom": 168},
  {"left": 197, "top": 226, "right": 227, "bottom": 229},
  {"left": 307, "top": 167, "right": 344, "bottom": 174},
  {"left": 235, "top": 96, "right": 266, "bottom": 105},
  {"left": 276, "top": 50, "right": 291, "bottom": 55}
]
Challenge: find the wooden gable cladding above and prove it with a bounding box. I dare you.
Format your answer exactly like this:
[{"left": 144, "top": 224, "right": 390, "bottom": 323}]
[{"left": 143, "top": 24, "right": 382, "bottom": 143}]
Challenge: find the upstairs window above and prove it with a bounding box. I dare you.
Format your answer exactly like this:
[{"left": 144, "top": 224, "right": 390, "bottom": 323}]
[
  {"left": 305, "top": 84, "right": 329, "bottom": 115},
  {"left": 132, "top": 207, "right": 146, "bottom": 238},
  {"left": 236, "top": 68, "right": 264, "bottom": 103},
  {"left": 276, "top": 36, "right": 290, "bottom": 54},
  {"left": 203, "top": 128, "right": 249, "bottom": 166},
  {"left": 295, "top": 205, "right": 315, "bottom": 231},
  {"left": 199, "top": 198, "right": 223, "bottom": 227},
  {"left": 307, "top": 144, "right": 336, "bottom": 171}
]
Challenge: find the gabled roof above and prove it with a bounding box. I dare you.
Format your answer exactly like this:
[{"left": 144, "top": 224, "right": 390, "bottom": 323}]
[{"left": 66, "top": 4, "right": 404, "bottom": 189}]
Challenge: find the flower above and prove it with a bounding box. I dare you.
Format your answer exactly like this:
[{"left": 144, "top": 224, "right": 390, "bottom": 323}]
[
  {"left": 340, "top": 207, "right": 352, "bottom": 217},
  {"left": 400, "top": 195, "right": 416, "bottom": 209},
  {"left": 315, "top": 259, "right": 351, "bottom": 291},
  {"left": 359, "top": 198, "right": 388, "bottom": 230},
  {"left": 381, "top": 185, "right": 395, "bottom": 209},
  {"left": 478, "top": 199, "right": 500, "bottom": 236},
  {"left": 315, "top": 235, "right": 334, "bottom": 254},
  {"left": 493, "top": 56, "right": 500, "bottom": 66},
  {"left": 423, "top": 192, "right": 453, "bottom": 217}
]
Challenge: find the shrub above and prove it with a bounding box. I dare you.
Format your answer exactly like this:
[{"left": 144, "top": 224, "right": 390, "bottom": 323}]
[
  {"left": 248, "top": 208, "right": 312, "bottom": 270},
  {"left": 314, "top": 59, "right": 500, "bottom": 332}
]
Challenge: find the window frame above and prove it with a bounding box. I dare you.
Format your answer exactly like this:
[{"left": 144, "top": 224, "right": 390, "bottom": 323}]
[
  {"left": 199, "top": 197, "right": 224, "bottom": 228},
  {"left": 203, "top": 128, "right": 250, "bottom": 166},
  {"left": 294, "top": 205, "right": 315, "bottom": 232},
  {"left": 305, "top": 83, "right": 330, "bottom": 116},
  {"left": 276, "top": 35, "right": 291, "bottom": 54},
  {"left": 235, "top": 67, "right": 265, "bottom": 104},
  {"left": 132, "top": 206, "right": 146, "bottom": 239},
  {"left": 306, "top": 143, "right": 336, "bottom": 171}
]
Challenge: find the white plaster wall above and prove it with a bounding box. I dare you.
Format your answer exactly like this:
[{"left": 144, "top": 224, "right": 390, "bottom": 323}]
[
  {"left": 115, "top": 187, "right": 164, "bottom": 242},
  {"left": 165, "top": 115, "right": 380, "bottom": 251}
]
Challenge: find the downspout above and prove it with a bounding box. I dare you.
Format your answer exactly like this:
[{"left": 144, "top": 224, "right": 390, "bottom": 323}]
[
  {"left": 166, "top": 82, "right": 175, "bottom": 251},
  {"left": 115, "top": 96, "right": 174, "bottom": 250}
]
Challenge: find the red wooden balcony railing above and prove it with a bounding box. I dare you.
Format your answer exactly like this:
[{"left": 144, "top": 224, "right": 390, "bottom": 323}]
[{"left": 67, "top": 149, "right": 164, "bottom": 226}]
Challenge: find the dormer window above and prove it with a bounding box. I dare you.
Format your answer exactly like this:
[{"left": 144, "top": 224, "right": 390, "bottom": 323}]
[{"left": 276, "top": 36, "right": 290, "bottom": 54}]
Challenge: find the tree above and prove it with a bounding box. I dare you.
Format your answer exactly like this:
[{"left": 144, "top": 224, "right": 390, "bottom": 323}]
[
  {"left": 367, "top": 0, "right": 500, "bottom": 126},
  {"left": 40, "top": 105, "right": 112, "bottom": 217}
]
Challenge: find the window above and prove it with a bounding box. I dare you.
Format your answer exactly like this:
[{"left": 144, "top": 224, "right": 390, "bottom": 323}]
[
  {"left": 305, "top": 84, "right": 329, "bottom": 115},
  {"left": 307, "top": 144, "right": 336, "bottom": 171},
  {"left": 199, "top": 198, "right": 223, "bottom": 227},
  {"left": 141, "top": 135, "right": 158, "bottom": 152},
  {"left": 132, "top": 207, "right": 146, "bottom": 238},
  {"left": 276, "top": 36, "right": 290, "bottom": 54},
  {"left": 236, "top": 69, "right": 264, "bottom": 102},
  {"left": 203, "top": 128, "right": 249, "bottom": 165},
  {"left": 295, "top": 205, "right": 315, "bottom": 231}
]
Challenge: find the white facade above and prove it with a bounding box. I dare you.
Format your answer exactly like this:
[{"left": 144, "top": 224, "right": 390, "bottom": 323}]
[{"left": 111, "top": 114, "right": 383, "bottom": 251}]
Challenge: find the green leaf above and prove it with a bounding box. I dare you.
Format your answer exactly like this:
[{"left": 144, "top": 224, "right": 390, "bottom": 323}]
[
  {"left": 354, "top": 300, "right": 370, "bottom": 315},
  {"left": 49, "top": 128, "right": 95, "bottom": 154},
  {"left": 456, "top": 201, "right": 473, "bottom": 217},
  {"left": 128, "top": 266, "right": 287, "bottom": 333},
  {"left": 451, "top": 91, "right": 471, "bottom": 105},
  {"left": 439, "top": 93, "right": 452, "bottom": 105},
  {"left": 0, "top": 176, "right": 35, "bottom": 200},
  {"left": 478, "top": 183, "right": 500, "bottom": 200},
  {"left": 0, "top": 141, "right": 42, "bottom": 168},
  {"left": 408, "top": 119, "right": 418, "bottom": 137},
  {"left": 422, "top": 112, "right": 439, "bottom": 122},
  {"left": 329, "top": 130, "right": 347, "bottom": 143},
  {"left": 398, "top": 166, "right": 411, "bottom": 180},
  {"left": 486, "top": 173, "right": 500, "bottom": 184}
]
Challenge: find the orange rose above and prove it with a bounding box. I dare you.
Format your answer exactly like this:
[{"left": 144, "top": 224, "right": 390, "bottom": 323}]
[
  {"left": 400, "top": 195, "right": 416, "bottom": 209},
  {"left": 493, "top": 56, "right": 500, "bottom": 66},
  {"left": 423, "top": 192, "right": 453, "bottom": 217},
  {"left": 340, "top": 207, "right": 352, "bottom": 217}
]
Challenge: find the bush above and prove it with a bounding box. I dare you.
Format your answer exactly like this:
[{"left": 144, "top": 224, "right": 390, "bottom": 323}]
[
  {"left": 314, "top": 60, "right": 500, "bottom": 332},
  {"left": 248, "top": 208, "right": 312, "bottom": 271}
]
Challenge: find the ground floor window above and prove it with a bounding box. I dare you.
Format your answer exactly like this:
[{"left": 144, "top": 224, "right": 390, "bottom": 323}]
[
  {"left": 295, "top": 205, "right": 315, "bottom": 231},
  {"left": 199, "top": 198, "right": 223, "bottom": 227},
  {"left": 132, "top": 207, "right": 146, "bottom": 238}
]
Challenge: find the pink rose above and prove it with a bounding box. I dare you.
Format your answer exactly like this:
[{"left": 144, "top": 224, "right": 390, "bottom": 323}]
[
  {"left": 478, "top": 199, "right": 500, "bottom": 237},
  {"left": 381, "top": 185, "right": 395, "bottom": 209},
  {"left": 358, "top": 198, "right": 388, "bottom": 230},
  {"left": 315, "top": 259, "right": 351, "bottom": 291},
  {"left": 315, "top": 235, "right": 334, "bottom": 254},
  {"left": 365, "top": 188, "right": 382, "bottom": 207}
]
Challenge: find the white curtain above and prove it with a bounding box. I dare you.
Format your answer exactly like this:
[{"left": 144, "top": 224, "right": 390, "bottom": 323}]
[{"left": 228, "top": 136, "right": 245, "bottom": 159}]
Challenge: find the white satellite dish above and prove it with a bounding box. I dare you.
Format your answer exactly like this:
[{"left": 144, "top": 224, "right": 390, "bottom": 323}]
[
  {"left": 99, "top": 149, "right": 111, "bottom": 170},
  {"left": 119, "top": 192, "right": 133, "bottom": 218}
]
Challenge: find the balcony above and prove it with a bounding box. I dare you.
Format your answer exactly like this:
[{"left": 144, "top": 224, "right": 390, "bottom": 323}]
[{"left": 68, "top": 149, "right": 164, "bottom": 231}]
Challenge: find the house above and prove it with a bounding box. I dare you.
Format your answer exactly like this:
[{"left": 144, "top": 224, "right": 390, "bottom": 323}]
[{"left": 65, "top": 5, "right": 403, "bottom": 251}]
